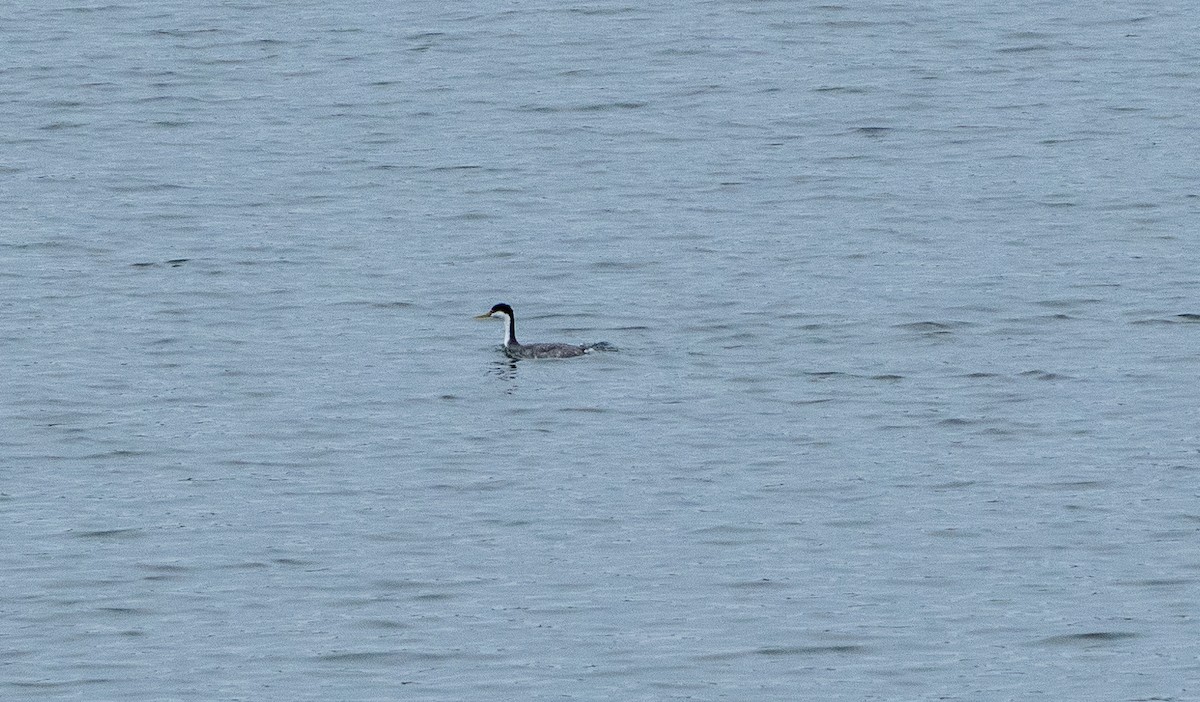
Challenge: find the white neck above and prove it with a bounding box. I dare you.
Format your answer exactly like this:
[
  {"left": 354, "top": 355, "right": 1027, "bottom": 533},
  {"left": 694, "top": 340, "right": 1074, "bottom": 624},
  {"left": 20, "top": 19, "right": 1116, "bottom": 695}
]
[{"left": 496, "top": 311, "right": 517, "bottom": 346}]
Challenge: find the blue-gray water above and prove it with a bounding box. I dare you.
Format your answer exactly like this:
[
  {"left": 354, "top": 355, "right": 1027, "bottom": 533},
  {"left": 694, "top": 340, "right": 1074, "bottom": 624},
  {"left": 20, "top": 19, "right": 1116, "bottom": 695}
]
[{"left": 3, "top": 1, "right": 1198, "bottom": 700}]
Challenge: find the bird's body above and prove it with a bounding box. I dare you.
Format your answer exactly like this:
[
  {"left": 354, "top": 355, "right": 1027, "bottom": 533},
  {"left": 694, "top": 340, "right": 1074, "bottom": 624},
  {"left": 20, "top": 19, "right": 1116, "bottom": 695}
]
[
  {"left": 475, "top": 303, "right": 589, "bottom": 359},
  {"left": 508, "top": 342, "right": 589, "bottom": 359}
]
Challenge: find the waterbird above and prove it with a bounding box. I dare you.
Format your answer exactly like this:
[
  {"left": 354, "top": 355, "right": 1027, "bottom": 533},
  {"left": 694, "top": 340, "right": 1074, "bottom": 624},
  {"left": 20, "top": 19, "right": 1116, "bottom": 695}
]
[{"left": 475, "top": 303, "right": 590, "bottom": 359}]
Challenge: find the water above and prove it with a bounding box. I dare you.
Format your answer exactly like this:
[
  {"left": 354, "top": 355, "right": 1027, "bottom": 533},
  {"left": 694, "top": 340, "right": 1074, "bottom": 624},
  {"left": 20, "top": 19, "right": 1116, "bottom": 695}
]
[{"left": 3, "top": 1, "right": 1198, "bottom": 700}]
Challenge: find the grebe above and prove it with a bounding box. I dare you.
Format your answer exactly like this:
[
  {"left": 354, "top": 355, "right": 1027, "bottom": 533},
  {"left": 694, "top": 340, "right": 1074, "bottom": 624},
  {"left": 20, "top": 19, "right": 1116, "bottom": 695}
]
[{"left": 475, "top": 303, "right": 589, "bottom": 359}]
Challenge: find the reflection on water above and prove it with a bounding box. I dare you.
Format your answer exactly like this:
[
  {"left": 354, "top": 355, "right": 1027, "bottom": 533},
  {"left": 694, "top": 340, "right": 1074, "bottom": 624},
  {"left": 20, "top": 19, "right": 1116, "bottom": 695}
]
[{"left": 489, "top": 356, "right": 520, "bottom": 388}]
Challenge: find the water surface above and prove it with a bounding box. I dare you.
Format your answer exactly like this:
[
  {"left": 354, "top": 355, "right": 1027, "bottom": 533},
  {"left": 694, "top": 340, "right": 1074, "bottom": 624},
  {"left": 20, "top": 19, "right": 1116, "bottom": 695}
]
[{"left": 3, "top": 1, "right": 1198, "bottom": 700}]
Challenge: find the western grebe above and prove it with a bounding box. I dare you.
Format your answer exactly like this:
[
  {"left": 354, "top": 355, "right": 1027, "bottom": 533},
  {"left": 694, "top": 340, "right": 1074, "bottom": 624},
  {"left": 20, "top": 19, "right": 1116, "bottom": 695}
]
[{"left": 475, "top": 303, "right": 589, "bottom": 359}]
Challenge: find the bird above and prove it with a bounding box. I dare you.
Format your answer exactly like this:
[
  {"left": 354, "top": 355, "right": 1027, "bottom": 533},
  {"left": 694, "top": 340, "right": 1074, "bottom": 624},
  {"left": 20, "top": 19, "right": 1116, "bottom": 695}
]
[{"left": 475, "top": 303, "right": 589, "bottom": 359}]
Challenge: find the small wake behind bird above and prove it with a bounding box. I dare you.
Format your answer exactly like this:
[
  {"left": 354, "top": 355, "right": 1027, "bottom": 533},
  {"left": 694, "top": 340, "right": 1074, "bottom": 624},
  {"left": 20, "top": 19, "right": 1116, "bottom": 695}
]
[{"left": 475, "top": 303, "right": 618, "bottom": 359}]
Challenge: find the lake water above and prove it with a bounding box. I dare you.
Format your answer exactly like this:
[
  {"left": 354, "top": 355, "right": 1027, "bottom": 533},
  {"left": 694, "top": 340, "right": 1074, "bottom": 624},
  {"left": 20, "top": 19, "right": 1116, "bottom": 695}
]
[{"left": 2, "top": 1, "right": 1198, "bottom": 700}]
